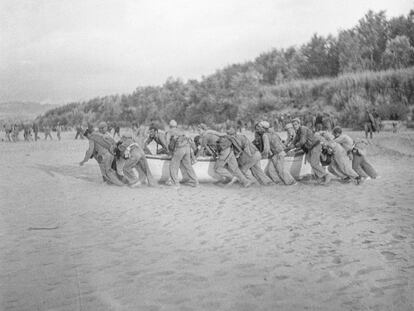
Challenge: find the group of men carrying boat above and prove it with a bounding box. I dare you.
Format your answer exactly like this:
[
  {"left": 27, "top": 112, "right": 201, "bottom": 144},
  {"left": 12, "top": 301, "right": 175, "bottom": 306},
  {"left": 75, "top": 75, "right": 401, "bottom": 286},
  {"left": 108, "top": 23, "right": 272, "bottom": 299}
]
[{"left": 79, "top": 118, "right": 378, "bottom": 188}]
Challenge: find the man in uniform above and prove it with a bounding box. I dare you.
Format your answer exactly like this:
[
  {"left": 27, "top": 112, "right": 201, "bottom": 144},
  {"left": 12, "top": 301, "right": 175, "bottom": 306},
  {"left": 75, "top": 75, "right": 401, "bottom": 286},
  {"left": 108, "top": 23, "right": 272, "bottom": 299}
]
[
  {"left": 75, "top": 125, "right": 84, "bottom": 139},
  {"left": 284, "top": 123, "right": 296, "bottom": 149},
  {"left": 351, "top": 138, "right": 378, "bottom": 180},
  {"left": 165, "top": 120, "right": 198, "bottom": 188},
  {"left": 303, "top": 113, "right": 314, "bottom": 130},
  {"left": 32, "top": 122, "right": 39, "bottom": 141},
  {"left": 314, "top": 113, "right": 323, "bottom": 132},
  {"left": 44, "top": 124, "right": 53, "bottom": 140},
  {"left": 364, "top": 108, "right": 376, "bottom": 139},
  {"left": 213, "top": 135, "right": 253, "bottom": 187},
  {"left": 332, "top": 126, "right": 353, "bottom": 157},
  {"left": 79, "top": 125, "right": 124, "bottom": 186},
  {"left": 23, "top": 123, "right": 32, "bottom": 141},
  {"left": 257, "top": 121, "right": 296, "bottom": 185},
  {"left": 289, "top": 118, "right": 330, "bottom": 184},
  {"left": 320, "top": 136, "right": 361, "bottom": 184},
  {"left": 322, "top": 113, "right": 334, "bottom": 131},
  {"left": 197, "top": 124, "right": 226, "bottom": 157},
  {"left": 115, "top": 134, "right": 155, "bottom": 187},
  {"left": 4, "top": 122, "right": 13, "bottom": 142},
  {"left": 145, "top": 126, "right": 169, "bottom": 154},
  {"left": 226, "top": 127, "right": 273, "bottom": 185},
  {"left": 56, "top": 122, "right": 62, "bottom": 141}
]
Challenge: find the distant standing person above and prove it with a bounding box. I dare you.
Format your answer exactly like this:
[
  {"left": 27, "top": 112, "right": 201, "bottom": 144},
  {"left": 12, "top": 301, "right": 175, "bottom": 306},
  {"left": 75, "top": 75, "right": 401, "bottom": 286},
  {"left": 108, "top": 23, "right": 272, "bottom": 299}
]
[
  {"left": 322, "top": 113, "right": 333, "bottom": 132},
  {"left": 12, "top": 124, "right": 20, "bottom": 141},
  {"left": 5, "top": 122, "right": 13, "bottom": 142},
  {"left": 75, "top": 125, "right": 84, "bottom": 139},
  {"left": 236, "top": 119, "right": 243, "bottom": 133},
  {"left": 364, "top": 108, "right": 376, "bottom": 139},
  {"left": 372, "top": 108, "right": 381, "bottom": 133},
  {"left": 303, "top": 114, "right": 314, "bottom": 130},
  {"left": 44, "top": 125, "right": 53, "bottom": 140},
  {"left": 33, "top": 122, "right": 39, "bottom": 141},
  {"left": 23, "top": 124, "right": 32, "bottom": 141},
  {"left": 314, "top": 113, "right": 323, "bottom": 132},
  {"left": 56, "top": 123, "right": 62, "bottom": 141}
]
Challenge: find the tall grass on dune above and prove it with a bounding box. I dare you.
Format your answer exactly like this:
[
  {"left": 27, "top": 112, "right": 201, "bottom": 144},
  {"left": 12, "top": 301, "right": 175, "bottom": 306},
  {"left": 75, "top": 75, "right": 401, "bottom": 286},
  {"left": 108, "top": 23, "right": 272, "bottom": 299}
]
[{"left": 260, "top": 67, "right": 414, "bottom": 128}]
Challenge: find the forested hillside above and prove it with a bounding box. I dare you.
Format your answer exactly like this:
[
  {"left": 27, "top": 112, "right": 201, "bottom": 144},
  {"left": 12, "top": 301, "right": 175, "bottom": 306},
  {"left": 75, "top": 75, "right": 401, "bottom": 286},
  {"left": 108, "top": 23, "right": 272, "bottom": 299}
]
[
  {"left": 37, "top": 10, "right": 414, "bottom": 128},
  {"left": 0, "top": 102, "right": 57, "bottom": 121}
]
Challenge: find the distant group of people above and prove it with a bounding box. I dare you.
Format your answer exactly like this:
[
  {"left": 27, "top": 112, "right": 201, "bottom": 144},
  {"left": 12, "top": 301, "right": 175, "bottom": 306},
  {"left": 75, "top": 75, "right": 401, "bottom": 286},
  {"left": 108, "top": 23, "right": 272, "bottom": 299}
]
[
  {"left": 2, "top": 122, "right": 62, "bottom": 142},
  {"left": 256, "top": 112, "right": 338, "bottom": 133},
  {"left": 79, "top": 117, "right": 379, "bottom": 188}
]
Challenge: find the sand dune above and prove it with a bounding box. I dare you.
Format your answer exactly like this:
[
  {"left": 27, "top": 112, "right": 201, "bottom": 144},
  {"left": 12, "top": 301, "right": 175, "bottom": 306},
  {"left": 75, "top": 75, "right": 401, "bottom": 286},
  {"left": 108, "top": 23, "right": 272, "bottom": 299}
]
[{"left": 1, "top": 131, "right": 413, "bottom": 310}]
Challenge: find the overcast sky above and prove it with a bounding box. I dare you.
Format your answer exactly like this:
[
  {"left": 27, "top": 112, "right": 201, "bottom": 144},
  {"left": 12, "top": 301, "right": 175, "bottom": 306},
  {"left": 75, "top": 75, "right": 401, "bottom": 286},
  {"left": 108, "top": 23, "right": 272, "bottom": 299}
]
[{"left": 0, "top": 0, "right": 412, "bottom": 104}]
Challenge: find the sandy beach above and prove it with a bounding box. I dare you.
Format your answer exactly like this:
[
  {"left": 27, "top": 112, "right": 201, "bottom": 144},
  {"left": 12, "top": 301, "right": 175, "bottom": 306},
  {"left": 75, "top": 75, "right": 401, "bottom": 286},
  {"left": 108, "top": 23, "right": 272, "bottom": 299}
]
[{"left": 1, "top": 131, "right": 414, "bottom": 311}]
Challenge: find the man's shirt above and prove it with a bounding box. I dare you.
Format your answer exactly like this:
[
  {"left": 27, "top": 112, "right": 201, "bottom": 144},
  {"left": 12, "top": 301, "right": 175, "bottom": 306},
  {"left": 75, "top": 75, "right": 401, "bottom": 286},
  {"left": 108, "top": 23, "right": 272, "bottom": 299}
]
[{"left": 334, "top": 134, "right": 354, "bottom": 152}]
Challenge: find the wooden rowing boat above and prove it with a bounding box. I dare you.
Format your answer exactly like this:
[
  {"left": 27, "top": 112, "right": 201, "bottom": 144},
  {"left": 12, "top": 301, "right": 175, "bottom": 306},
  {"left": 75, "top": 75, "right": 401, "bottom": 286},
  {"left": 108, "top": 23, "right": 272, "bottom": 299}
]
[{"left": 145, "top": 152, "right": 312, "bottom": 182}]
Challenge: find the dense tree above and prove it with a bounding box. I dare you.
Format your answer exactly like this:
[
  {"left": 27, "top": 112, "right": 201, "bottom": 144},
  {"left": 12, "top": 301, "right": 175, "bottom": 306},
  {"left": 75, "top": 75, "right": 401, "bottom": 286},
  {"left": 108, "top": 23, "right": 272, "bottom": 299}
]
[
  {"left": 37, "top": 10, "right": 414, "bottom": 128},
  {"left": 355, "top": 10, "right": 389, "bottom": 69},
  {"left": 382, "top": 35, "right": 414, "bottom": 69},
  {"left": 389, "top": 10, "right": 414, "bottom": 46},
  {"left": 299, "top": 34, "right": 338, "bottom": 78}
]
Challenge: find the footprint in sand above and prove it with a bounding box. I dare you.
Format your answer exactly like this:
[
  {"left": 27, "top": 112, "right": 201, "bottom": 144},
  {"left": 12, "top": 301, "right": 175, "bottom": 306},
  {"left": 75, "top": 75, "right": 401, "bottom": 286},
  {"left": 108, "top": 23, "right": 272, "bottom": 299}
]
[
  {"left": 126, "top": 270, "right": 142, "bottom": 276},
  {"left": 274, "top": 275, "right": 289, "bottom": 280},
  {"left": 201, "top": 301, "right": 222, "bottom": 310},
  {"left": 381, "top": 251, "right": 397, "bottom": 260},
  {"left": 392, "top": 233, "right": 406, "bottom": 240},
  {"left": 356, "top": 266, "right": 384, "bottom": 276},
  {"left": 242, "top": 284, "right": 268, "bottom": 298}
]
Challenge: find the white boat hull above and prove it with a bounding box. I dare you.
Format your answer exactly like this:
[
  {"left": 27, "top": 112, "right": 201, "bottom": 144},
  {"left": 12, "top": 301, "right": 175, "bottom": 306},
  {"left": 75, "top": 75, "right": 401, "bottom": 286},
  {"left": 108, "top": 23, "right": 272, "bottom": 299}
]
[{"left": 145, "top": 153, "right": 313, "bottom": 182}]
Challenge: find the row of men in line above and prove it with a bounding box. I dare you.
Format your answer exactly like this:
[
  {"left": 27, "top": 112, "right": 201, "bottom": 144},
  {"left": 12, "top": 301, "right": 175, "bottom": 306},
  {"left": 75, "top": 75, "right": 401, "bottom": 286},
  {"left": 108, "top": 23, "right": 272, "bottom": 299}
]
[
  {"left": 79, "top": 118, "right": 378, "bottom": 188},
  {"left": 141, "top": 119, "right": 378, "bottom": 186}
]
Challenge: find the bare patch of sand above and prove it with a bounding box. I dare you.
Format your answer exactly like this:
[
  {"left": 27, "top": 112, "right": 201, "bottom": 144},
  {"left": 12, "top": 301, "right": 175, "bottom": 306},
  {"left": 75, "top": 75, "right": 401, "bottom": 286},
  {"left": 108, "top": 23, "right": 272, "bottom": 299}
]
[{"left": 1, "top": 131, "right": 413, "bottom": 310}]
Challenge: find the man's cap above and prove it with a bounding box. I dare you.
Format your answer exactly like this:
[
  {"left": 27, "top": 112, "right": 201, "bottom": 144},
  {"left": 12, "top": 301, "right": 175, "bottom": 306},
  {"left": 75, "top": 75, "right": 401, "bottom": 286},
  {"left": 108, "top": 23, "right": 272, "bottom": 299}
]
[
  {"left": 98, "top": 121, "right": 107, "bottom": 129},
  {"left": 284, "top": 123, "right": 293, "bottom": 130},
  {"left": 332, "top": 126, "right": 342, "bottom": 134},
  {"left": 169, "top": 120, "right": 177, "bottom": 127},
  {"left": 121, "top": 129, "right": 133, "bottom": 138},
  {"left": 149, "top": 126, "right": 158, "bottom": 131},
  {"left": 257, "top": 121, "right": 270, "bottom": 129},
  {"left": 292, "top": 118, "right": 301, "bottom": 124},
  {"left": 226, "top": 127, "right": 237, "bottom": 135},
  {"left": 83, "top": 129, "right": 92, "bottom": 137}
]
